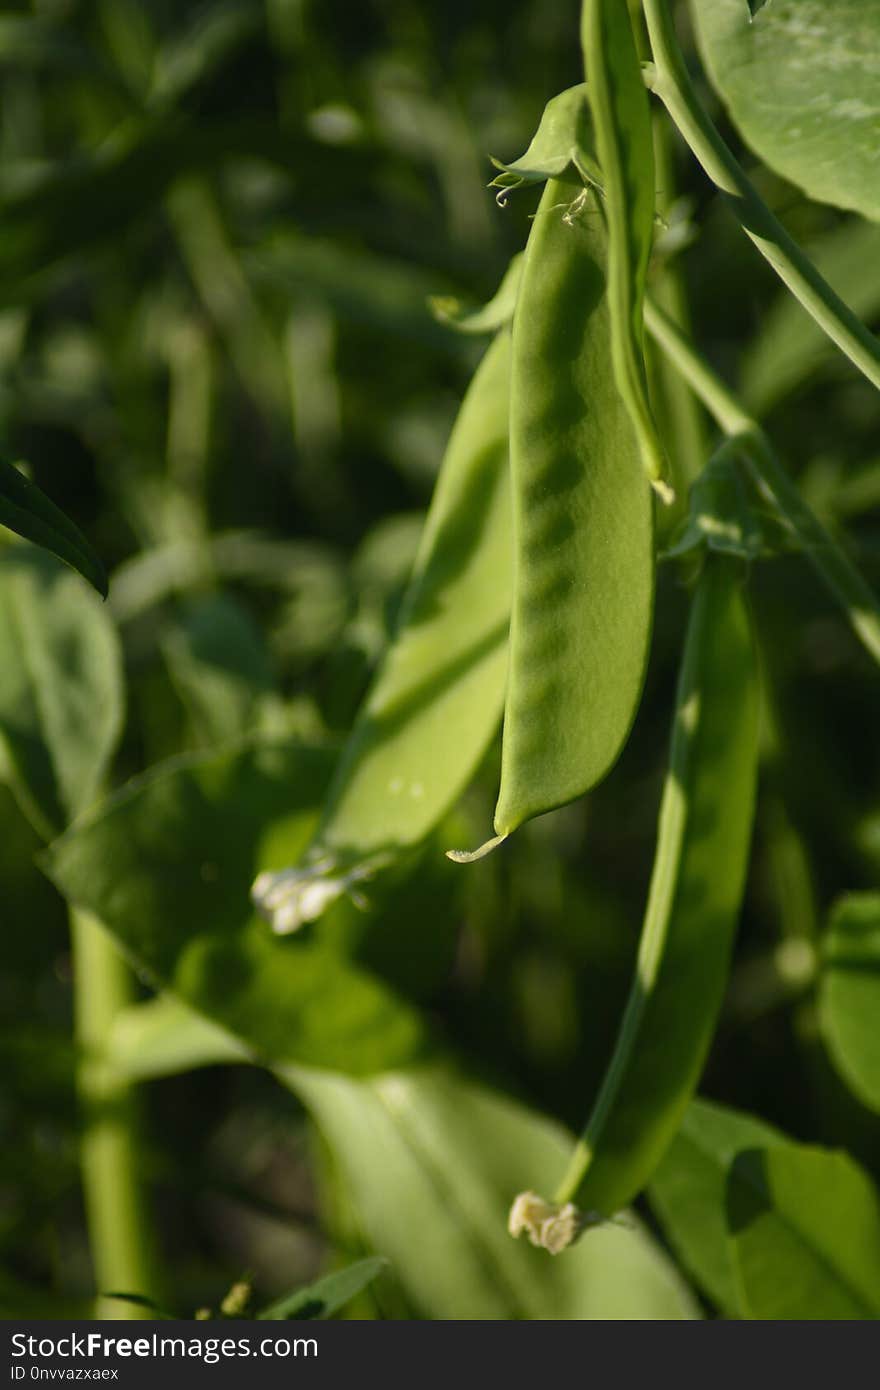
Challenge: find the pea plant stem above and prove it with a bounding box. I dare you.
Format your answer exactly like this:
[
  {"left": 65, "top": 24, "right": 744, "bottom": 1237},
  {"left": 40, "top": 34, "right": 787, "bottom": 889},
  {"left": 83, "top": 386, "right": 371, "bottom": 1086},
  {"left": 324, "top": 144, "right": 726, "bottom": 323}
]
[
  {"left": 650, "top": 110, "right": 708, "bottom": 500},
  {"left": 645, "top": 295, "right": 880, "bottom": 668},
  {"left": 71, "top": 909, "right": 159, "bottom": 1319},
  {"left": 641, "top": 0, "right": 880, "bottom": 395}
]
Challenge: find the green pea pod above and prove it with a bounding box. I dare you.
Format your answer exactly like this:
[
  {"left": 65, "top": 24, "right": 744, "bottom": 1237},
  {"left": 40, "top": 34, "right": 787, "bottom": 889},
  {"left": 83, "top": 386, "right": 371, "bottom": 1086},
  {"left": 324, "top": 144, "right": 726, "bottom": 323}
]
[
  {"left": 582, "top": 0, "right": 671, "bottom": 501},
  {"left": 510, "top": 555, "right": 758, "bottom": 1248},
  {"left": 253, "top": 332, "right": 512, "bottom": 931},
  {"left": 489, "top": 174, "right": 654, "bottom": 844}
]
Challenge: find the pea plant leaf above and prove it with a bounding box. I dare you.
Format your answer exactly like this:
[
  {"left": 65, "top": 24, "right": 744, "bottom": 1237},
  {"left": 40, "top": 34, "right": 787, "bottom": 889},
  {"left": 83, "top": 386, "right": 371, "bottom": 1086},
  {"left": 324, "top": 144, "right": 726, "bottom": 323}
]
[
  {"left": 43, "top": 739, "right": 427, "bottom": 1075},
  {"left": 257, "top": 1257, "right": 388, "bottom": 1320},
  {"left": 0, "top": 546, "right": 122, "bottom": 840},
  {"left": 71, "top": 989, "right": 701, "bottom": 1320},
  {"left": 0, "top": 459, "right": 107, "bottom": 598},
  {"left": 818, "top": 893, "right": 880, "bottom": 1112},
  {"left": 108, "top": 993, "right": 249, "bottom": 1082},
  {"left": 288, "top": 1064, "right": 700, "bottom": 1321},
  {"left": 727, "top": 1144, "right": 880, "bottom": 1319},
  {"left": 488, "top": 84, "right": 599, "bottom": 199},
  {"left": 690, "top": 0, "right": 880, "bottom": 224},
  {"left": 648, "top": 1098, "right": 782, "bottom": 1316}
]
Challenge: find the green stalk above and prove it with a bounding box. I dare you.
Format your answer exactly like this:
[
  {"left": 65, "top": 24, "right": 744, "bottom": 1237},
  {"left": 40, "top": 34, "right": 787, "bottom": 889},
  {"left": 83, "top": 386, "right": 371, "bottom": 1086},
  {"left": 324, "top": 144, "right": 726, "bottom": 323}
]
[
  {"left": 641, "top": 0, "right": 880, "bottom": 394},
  {"left": 72, "top": 909, "right": 159, "bottom": 1319},
  {"left": 645, "top": 295, "right": 880, "bottom": 668},
  {"left": 649, "top": 110, "right": 708, "bottom": 501}
]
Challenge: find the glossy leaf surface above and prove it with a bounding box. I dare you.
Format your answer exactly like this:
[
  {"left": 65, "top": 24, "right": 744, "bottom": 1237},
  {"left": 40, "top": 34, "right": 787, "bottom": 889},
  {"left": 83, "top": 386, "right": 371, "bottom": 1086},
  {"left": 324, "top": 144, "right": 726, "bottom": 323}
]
[
  {"left": 45, "top": 740, "right": 426, "bottom": 1074},
  {"left": 691, "top": 0, "right": 880, "bottom": 222},
  {"left": 289, "top": 1065, "right": 699, "bottom": 1320},
  {"left": 727, "top": 1143, "right": 880, "bottom": 1319},
  {"left": 819, "top": 893, "right": 880, "bottom": 1112},
  {"left": 649, "top": 1098, "right": 781, "bottom": 1315},
  {"left": 0, "top": 547, "right": 121, "bottom": 838}
]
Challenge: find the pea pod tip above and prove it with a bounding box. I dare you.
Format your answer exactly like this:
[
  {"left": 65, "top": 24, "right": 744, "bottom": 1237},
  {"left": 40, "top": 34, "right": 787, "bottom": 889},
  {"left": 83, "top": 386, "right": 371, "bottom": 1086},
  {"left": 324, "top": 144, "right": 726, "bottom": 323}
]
[
  {"left": 508, "top": 1191, "right": 583, "bottom": 1254},
  {"left": 651, "top": 476, "right": 676, "bottom": 507},
  {"left": 508, "top": 1190, "right": 624, "bottom": 1253},
  {"left": 445, "top": 832, "right": 508, "bottom": 865}
]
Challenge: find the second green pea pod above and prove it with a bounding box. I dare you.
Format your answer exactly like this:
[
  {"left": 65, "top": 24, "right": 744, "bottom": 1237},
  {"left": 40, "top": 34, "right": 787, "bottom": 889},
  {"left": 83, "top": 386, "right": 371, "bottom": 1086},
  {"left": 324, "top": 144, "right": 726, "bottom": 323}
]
[
  {"left": 510, "top": 553, "right": 760, "bottom": 1250},
  {"left": 253, "top": 330, "right": 513, "bottom": 931}
]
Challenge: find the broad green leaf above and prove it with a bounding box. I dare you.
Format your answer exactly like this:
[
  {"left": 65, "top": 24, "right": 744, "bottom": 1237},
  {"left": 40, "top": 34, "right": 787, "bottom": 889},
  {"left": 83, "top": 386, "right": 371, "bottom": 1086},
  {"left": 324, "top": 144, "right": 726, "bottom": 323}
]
[
  {"left": 258, "top": 1257, "right": 388, "bottom": 1320},
  {"left": 488, "top": 84, "right": 599, "bottom": 198},
  {"left": 0, "top": 547, "right": 122, "bottom": 839},
  {"left": 110, "top": 994, "right": 248, "bottom": 1081},
  {"left": 742, "top": 219, "right": 880, "bottom": 416},
  {"left": 100, "top": 1002, "right": 696, "bottom": 1319},
  {"left": 727, "top": 1144, "right": 880, "bottom": 1319},
  {"left": 691, "top": 0, "right": 880, "bottom": 223},
  {"left": 819, "top": 893, "right": 880, "bottom": 1112},
  {"left": 71, "top": 984, "right": 697, "bottom": 1320},
  {"left": 649, "top": 1099, "right": 782, "bottom": 1316},
  {"left": 0, "top": 459, "right": 107, "bottom": 597},
  {"left": 43, "top": 739, "right": 426, "bottom": 1075},
  {"left": 288, "top": 1065, "right": 699, "bottom": 1321},
  {"left": 162, "top": 593, "right": 280, "bottom": 746}
]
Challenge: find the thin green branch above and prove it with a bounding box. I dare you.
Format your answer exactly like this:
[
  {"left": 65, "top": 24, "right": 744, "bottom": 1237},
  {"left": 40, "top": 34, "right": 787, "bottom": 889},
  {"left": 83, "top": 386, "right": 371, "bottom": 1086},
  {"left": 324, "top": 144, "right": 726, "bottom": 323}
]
[
  {"left": 641, "top": 0, "right": 880, "bottom": 395},
  {"left": 645, "top": 295, "right": 880, "bottom": 668},
  {"left": 649, "top": 110, "right": 709, "bottom": 501},
  {"left": 72, "top": 909, "right": 160, "bottom": 1319}
]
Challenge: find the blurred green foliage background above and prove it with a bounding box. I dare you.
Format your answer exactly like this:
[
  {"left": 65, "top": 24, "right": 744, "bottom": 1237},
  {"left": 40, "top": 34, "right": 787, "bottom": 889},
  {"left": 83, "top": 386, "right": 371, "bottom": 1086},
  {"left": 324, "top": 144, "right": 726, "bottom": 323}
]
[{"left": 1, "top": 0, "right": 879, "bottom": 1318}]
